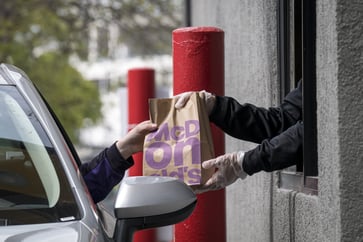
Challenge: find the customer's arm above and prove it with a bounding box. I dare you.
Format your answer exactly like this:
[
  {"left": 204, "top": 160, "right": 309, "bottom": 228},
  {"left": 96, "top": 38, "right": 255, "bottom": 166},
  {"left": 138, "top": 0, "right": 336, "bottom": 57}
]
[{"left": 80, "top": 120, "right": 157, "bottom": 203}]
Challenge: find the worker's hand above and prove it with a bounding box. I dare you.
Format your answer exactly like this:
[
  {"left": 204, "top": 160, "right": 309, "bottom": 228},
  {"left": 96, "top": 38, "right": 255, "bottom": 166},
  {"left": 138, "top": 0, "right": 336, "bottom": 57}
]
[
  {"left": 194, "top": 151, "right": 247, "bottom": 194},
  {"left": 116, "top": 120, "right": 157, "bottom": 159},
  {"left": 174, "top": 90, "right": 216, "bottom": 115}
]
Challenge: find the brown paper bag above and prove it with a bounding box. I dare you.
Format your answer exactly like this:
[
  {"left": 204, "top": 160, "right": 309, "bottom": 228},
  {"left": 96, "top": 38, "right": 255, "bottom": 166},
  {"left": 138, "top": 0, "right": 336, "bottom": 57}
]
[{"left": 143, "top": 92, "right": 215, "bottom": 186}]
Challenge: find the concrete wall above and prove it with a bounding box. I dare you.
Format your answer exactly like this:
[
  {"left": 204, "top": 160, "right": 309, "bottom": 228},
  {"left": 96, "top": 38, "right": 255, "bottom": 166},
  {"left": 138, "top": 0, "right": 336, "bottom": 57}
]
[
  {"left": 318, "top": 0, "right": 363, "bottom": 241},
  {"left": 191, "top": 0, "right": 363, "bottom": 241},
  {"left": 192, "top": 1, "right": 279, "bottom": 241},
  {"left": 316, "top": 1, "right": 341, "bottom": 241}
]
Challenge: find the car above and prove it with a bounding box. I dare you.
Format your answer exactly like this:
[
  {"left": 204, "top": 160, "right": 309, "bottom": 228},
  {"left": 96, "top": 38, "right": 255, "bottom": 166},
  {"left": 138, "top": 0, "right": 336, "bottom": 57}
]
[{"left": 0, "top": 63, "right": 196, "bottom": 242}]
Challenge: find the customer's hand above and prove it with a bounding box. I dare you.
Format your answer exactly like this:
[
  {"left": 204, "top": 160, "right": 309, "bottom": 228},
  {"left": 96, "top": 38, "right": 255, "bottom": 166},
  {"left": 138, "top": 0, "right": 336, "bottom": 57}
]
[
  {"left": 194, "top": 151, "right": 247, "bottom": 194},
  {"left": 116, "top": 120, "right": 157, "bottom": 159},
  {"left": 174, "top": 90, "right": 216, "bottom": 115}
]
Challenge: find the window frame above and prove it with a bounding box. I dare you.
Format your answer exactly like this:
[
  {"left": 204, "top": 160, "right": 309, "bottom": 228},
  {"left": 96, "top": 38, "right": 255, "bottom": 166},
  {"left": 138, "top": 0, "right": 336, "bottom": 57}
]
[
  {"left": 0, "top": 86, "right": 81, "bottom": 225},
  {"left": 277, "top": 0, "right": 318, "bottom": 195}
]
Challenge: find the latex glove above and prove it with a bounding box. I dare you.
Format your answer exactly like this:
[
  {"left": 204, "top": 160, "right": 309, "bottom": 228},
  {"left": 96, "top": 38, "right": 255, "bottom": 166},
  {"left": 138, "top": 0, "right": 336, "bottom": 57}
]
[
  {"left": 174, "top": 90, "right": 216, "bottom": 115},
  {"left": 116, "top": 120, "right": 157, "bottom": 159},
  {"left": 194, "top": 151, "right": 247, "bottom": 194}
]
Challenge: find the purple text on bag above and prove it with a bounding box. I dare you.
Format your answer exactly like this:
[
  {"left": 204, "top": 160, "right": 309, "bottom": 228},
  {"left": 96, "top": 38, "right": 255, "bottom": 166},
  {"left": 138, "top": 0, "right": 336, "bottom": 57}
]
[
  {"left": 146, "top": 120, "right": 199, "bottom": 142},
  {"left": 144, "top": 120, "right": 201, "bottom": 169},
  {"left": 148, "top": 167, "right": 201, "bottom": 184}
]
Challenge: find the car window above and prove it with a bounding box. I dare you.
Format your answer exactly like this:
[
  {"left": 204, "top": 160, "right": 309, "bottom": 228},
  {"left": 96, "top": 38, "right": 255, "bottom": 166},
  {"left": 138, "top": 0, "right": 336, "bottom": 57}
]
[{"left": 0, "top": 86, "right": 81, "bottom": 225}]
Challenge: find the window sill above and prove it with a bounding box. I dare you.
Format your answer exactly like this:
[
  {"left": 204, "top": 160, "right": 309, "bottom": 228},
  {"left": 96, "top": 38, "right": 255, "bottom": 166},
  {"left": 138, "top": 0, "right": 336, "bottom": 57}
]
[{"left": 278, "top": 171, "right": 318, "bottom": 196}]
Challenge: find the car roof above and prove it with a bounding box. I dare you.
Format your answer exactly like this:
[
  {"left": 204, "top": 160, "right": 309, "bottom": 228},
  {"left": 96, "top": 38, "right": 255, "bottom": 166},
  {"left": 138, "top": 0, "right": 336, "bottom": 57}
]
[{"left": 0, "top": 63, "right": 29, "bottom": 85}]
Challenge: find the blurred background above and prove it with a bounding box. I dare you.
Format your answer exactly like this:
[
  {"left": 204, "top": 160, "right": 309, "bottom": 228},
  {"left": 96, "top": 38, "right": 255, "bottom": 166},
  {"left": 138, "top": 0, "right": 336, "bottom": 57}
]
[{"left": 0, "top": 0, "right": 185, "bottom": 160}]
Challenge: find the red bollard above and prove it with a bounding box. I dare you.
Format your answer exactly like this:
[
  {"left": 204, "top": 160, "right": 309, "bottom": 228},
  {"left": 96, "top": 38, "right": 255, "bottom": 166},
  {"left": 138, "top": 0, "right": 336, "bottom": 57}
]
[
  {"left": 128, "top": 68, "right": 155, "bottom": 176},
  {"left": 127, "top": 67, "right": 157, "bottom": 242},
  {"left": 172, "top": 27, "right": 226, "bottom": 242}
]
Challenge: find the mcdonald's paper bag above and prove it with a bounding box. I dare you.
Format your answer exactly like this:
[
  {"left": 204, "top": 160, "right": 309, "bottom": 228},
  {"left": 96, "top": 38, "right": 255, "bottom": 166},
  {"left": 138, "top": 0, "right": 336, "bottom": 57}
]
[{"left": 143, "top": 92, "right": 215, "bottom": 186}]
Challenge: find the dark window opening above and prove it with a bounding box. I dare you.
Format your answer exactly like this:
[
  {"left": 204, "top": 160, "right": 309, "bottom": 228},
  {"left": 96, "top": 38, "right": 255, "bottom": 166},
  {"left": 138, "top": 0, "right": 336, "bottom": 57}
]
[
  {"left": 277, "top": 0, "right": 318, "bottom": 195},
  {"left": 301, "top": 0, "right": 318, "bottom": 178}
]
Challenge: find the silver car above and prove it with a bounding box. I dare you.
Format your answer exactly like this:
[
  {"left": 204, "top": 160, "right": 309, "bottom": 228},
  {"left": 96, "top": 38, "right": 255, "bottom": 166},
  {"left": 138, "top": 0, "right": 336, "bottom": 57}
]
[{"left": 0, "top": 63, "right": 196, "bottom": 242}]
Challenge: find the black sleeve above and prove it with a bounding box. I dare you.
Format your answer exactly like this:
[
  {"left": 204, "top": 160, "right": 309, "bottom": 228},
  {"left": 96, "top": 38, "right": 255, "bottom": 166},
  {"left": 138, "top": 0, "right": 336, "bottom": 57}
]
[
  {"left": 209, "top": 81, "right": 302, "bottom": 143},
  {"left": 242, "top": 121, "right": 303, "bottom": 175}
]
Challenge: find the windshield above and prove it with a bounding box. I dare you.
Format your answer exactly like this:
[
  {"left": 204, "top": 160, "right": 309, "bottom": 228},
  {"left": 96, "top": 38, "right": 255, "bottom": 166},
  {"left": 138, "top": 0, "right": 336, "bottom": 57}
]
[{"left": 0, "top": 86, "right": 80, "bottom": 225}]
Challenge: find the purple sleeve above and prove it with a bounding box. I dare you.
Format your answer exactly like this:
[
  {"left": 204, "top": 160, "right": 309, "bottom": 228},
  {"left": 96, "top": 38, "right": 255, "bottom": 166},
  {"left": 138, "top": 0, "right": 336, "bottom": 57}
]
[{"left": 80, "top": 143, "right": 134, "bottom": 203}]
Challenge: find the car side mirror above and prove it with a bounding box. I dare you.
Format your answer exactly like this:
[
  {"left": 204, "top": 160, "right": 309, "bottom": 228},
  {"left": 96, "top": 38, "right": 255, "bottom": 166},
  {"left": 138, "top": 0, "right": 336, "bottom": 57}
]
[{"left": 113, "top": 176, "right": 197, "bottom": 242}]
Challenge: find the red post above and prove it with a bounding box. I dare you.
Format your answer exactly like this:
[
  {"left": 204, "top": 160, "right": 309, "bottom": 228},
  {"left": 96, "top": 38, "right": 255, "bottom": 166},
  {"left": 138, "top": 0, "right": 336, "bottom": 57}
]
[
  {"left": 172, "top": 27, "right": 226, "bottom": 242},
  {"left": 127, "top": 67, "right": 157, "bottom": 242}
]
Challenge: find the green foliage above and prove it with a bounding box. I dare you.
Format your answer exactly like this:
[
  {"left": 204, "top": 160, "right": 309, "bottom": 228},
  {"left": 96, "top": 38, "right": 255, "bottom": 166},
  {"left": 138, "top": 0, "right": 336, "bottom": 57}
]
[
  {"left": 0, "top": 0, "right": 183, "bottom": 60},
  {"left": 29, "top": 53, "right": 102, "bottom": 143},
  {"left": 0, "top": 0, "right": 183, "bottom": 143},
  {"left": 0, "top": 0, "right": 103, "bottom": 143},
  {"left": 109, "top": 0, "right": 184, "bottom": 56}
]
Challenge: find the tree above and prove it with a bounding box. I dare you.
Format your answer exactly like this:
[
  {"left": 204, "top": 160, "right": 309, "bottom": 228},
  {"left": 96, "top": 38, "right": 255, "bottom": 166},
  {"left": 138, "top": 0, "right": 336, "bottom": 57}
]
[
  {"left": 0, "top": 0, "right": 183, "bottom": 60},
  {"left": 30, "top": 53, "right": 102, "bottom": 142},
  {"left": 0, "top": 0, "right": 102, "bottom": 143},
  {"left": 0, "top": 0, "right": 183, "bottom": 143}
]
